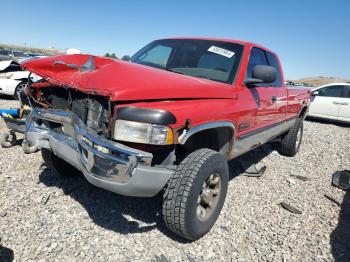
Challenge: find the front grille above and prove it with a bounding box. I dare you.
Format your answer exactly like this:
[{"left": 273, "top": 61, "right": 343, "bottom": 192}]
[
  {"left": 71, "top": 92, "right": 89, "bottom": 123},
  {"left": 34, "top": 87, "right": 110, "bottom": 136}
]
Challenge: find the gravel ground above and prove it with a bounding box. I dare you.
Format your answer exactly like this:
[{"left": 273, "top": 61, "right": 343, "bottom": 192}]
[{"left": 0, "top": 96, "right": 349, "bottom": 261}]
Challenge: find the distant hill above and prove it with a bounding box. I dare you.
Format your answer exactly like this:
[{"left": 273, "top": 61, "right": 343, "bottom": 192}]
[
  {"left": 0, "top": 43, "right": 64, "bottom": 55},
  {"left": 287, "top": 76, "right": 350, "bottom": 87}
]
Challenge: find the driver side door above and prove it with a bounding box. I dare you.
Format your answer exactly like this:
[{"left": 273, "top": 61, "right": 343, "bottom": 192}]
[{"left": 246, "top": 47, "right": 278, "bottom": 130}]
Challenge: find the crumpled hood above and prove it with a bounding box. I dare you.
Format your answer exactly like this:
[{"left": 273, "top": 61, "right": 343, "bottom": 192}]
[{"left": 21, "top": 54, "right": 235, "bottom": 101}]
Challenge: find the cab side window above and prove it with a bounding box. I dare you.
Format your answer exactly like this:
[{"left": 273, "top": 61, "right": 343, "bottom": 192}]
[
  {"left": 246, "top": 47, "right": 268, "bottom": 79},
  {"left": 246, "top": 48, "right": 282, "bottom": 87},
  {"left": 266, "top": 52, "right": 282, "bottom": 87},
  {"left": 318, "top": 85, "right": 344, "bottom": 98}
]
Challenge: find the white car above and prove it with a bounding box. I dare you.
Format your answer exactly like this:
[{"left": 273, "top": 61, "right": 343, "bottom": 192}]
[
  {"left": 0, "top": 60, "right": 39, "bottom": 99},
  {"left": 308, "top": 83, "right": 350, "bottom": 123}
]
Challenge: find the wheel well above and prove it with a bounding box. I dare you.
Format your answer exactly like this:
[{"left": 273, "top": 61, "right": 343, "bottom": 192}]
[
  {"left": 14, "top": 80, "right": 28, "bottom": 98},
  {"left": 298, "top": 106, "right": 308, "bottom": 119},
  {"left": 15, "top": 78, "right": 28, "bottom": 83},
  {"left": 178, "top": 126, "right": 233, "bottom": 158}
]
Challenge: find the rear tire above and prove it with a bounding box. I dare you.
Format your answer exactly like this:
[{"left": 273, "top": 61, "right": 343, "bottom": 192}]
[
  {"left": 277, "top": 118, "right": 303, "bottom": 157},
  {"left": 41, "top": 148, "right": 80, "bottom": 176},
  {"left": 162, "top": 148, "right": 229, "bottom": 240}
]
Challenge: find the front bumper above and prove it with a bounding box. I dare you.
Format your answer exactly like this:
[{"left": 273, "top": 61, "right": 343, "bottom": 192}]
[{"left": 26, "top": 109, "right": 173, "bottom": 197}]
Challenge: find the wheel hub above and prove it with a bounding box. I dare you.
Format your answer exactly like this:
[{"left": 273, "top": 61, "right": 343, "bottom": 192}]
[
  {"left": 196, "top": 173, "right": 221, "bottom": 222},
  {"left": 201, "top": 188, "right": 214, "bottom": 205},
  {"left": 295, "top": 129, "right": 302, "bottom": 150}
]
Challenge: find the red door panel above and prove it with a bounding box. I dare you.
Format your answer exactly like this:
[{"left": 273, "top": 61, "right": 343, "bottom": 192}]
[{"left": 253, "top": 86, "right": 278, "bottom": 128}]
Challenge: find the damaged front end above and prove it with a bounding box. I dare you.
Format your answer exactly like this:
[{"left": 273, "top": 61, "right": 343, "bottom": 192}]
[
  {"left": 23, "top": 56, "right": 174, "bottom": 197},
  {"left": 28, "top": 83, "right": 111, "bottom": 137}
]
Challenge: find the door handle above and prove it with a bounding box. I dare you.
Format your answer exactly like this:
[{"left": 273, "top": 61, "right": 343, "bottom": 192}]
[
  {"left": 333, "top": 101, "right": 341, "bottom": 105},
  {"left": 271, "top": 96, "right": 277, "bottom": 103}
]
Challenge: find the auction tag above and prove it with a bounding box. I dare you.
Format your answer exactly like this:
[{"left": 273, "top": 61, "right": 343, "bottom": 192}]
[{"left": 208, "top": 46, "right": 235, "bottom": 58}]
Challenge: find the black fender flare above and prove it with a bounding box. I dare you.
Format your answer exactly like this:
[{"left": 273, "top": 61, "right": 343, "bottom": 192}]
[
  {"left": 116, "top": 106, "right": 176, "bottom": 125},
  {"left": 178, "top": 121, "right": 236, "bottom": 156},
  {"left": 298, "top": 106, "right": 309, "bottom": 119}
]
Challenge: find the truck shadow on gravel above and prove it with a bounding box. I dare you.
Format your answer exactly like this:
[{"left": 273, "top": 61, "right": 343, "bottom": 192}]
[
  {"left": 38, "top": 144, "right": 274, "bottom": 242},
  {"left": 0, "top": 95, "right": 16, "bottom": 101},
  {"left": 330, "top": 189, "right": 350, "bottom": 261},
  {"left": 0, "top": 244, "right": 14, "bottom": 262},
  {"left": 306, "top": 117, "right": 350, "bottom": 128}
]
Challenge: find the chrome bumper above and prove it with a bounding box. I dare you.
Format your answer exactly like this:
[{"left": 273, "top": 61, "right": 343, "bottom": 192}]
[{"left": 26, "top": 109, "right": 173, "bottom": 197}]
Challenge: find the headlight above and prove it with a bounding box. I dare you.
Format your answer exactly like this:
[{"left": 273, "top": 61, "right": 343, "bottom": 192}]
[{"left": 113, "top": 120, "right": 173, "bottom": 145}]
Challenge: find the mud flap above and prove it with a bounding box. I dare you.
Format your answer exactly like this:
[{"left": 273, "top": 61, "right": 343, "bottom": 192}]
[{"left": 240, "top": 161, "right": 266, "bottom": 177}]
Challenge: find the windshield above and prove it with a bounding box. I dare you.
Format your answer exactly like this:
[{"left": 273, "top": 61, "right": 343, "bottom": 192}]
[{"left": 131, "top": 39, "right": 243, "bottom": 84}]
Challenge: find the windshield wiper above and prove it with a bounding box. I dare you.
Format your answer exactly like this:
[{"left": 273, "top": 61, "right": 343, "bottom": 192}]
[
  {"left": 165, "top": 68, "right": 223, "bottom": 83},
  {"left": 194, "top": 75, "right": 222, "bottom": 82},
  {"left": 165, "top": 68, "right": 186, "bottom": 75}
]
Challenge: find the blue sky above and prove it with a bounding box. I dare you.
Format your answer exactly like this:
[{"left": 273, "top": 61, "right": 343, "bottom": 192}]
[{"left": 1, "top": 0, "right": 349, "bottom": 79}]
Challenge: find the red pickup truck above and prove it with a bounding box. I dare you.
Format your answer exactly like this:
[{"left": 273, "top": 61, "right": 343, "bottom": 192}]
[{"left": 22, "top": 38, "right": 310, "bottom": 240}]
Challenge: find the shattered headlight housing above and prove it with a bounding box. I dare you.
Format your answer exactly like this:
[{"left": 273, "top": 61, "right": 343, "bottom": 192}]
[{"left": 113, "top": 120, "right": 173, "bottom": 145}]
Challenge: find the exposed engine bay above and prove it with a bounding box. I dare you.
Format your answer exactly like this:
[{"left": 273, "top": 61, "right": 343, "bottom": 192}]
[{"left": 27, "top": 83, "right": 111, "bottom": 138}]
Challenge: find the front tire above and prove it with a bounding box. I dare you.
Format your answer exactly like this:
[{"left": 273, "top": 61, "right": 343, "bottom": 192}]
[
  {"left": 162, "top": 149, "right": 229, "bottom": 240},
  {"left": 277, "top": 118, "right": 303, "bottom": 157},
  {"left": 41, "top": 148, "right": 80, "bottom": 176}
]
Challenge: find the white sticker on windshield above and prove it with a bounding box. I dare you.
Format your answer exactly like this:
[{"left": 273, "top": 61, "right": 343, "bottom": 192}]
[{"left": 208, "top": 46, "right": 235, "bottom": 58}]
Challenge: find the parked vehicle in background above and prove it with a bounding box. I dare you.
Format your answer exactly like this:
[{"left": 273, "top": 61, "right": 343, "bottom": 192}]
[
  {"left": 0, "top": 50, "right": 15, "bottom": 61},
  {"left": 285, "top": 80, "right": 313, "bottom": 88},
  {"left": 0, "top": 60, "right": 40, "bottom": 99},
  {"left": 22, "top": 38, "right": 310, "bottom": 240},
  {"left": 308, "top": 83, "right": 350, "bottom": 123},
  {"left": 25, "top": 52, "right": 48, "bottom": 59},
  {"left": 0, "top": 49, "right": 31, "bottom": 63}
]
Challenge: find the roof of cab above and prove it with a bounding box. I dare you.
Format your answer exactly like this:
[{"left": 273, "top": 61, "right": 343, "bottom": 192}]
[{"left": 161, "top": 37, "right": 276, "bottom": 54}]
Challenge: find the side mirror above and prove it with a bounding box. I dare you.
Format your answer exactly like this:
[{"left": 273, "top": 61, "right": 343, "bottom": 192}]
[
  {"left": 122, "top": 55, "right": 131, "bottom": 61},
  {"left": 311, "top": 90, "right": 319, "bottom": 96},
  {"left": 244, "top": 65, "right": 276, "bottom": 88}
]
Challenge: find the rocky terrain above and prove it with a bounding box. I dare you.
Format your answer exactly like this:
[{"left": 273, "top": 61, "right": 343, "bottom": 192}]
[{"left": 0, "top": 97, "right": 349, "bottom": 261}]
